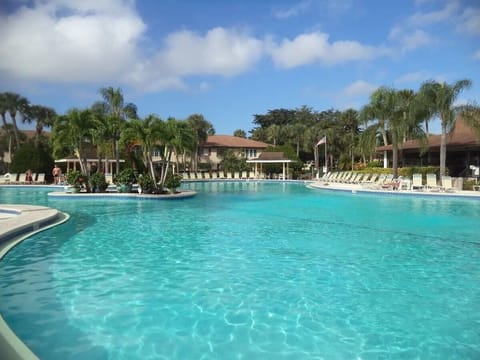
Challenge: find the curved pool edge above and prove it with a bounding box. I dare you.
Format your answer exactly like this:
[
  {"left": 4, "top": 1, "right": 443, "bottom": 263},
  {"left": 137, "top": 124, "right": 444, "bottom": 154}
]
[
  {"left": 0, "top": 205, "right": 70, "bottom": 360},
  {"left": 47, "top": 189, "right": 197, "bottom": 200}
]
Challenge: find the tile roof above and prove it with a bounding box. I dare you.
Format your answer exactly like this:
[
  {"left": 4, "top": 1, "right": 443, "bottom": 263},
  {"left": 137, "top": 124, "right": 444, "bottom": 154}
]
[
  {"left": 377, "top": 118, "right": 480, "bottom": 151},
  {"left": 205, "top": 135, "right": 269, "bottom": 148}
]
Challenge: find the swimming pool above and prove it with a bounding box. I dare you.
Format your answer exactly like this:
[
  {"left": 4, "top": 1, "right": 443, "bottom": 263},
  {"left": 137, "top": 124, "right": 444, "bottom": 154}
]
[{"left": 1, "top": 182, "right": 479, "bottom": 359}]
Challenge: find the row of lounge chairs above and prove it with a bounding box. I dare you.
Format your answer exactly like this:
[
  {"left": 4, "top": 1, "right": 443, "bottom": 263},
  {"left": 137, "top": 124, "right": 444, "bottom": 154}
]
[
  {"left": 319, "top": 171, "right": 457, "bottom": 192},
  {"left": 0, "top": 173, "right": 46, "bottom": 184},
  {"left": 181, "top": 171, "right": 268, "bottom": 181}
]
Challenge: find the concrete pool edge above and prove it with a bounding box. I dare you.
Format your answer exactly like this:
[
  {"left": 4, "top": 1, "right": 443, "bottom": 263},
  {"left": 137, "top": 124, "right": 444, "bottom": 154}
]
[
  {"left": 0, "top": 205, "right": 70, "bottom": 360},
  {"left": 306, "top": 181, "right": 480, "bottom": 199}
]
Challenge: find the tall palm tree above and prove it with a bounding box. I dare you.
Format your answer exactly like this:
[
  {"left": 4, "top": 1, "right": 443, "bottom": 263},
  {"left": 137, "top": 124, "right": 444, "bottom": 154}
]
[
  {"left": 360, "top": 87, "right": 396, "bottom": 168},
  {"left": 0, "top": 93, "right": 8, "bottom": 129},
  {"left": 123, "top": 115, "right": 163, "bottom": 183},
  {"left": 460, "top": 103, "right": 480, "bottom": 137},
  {"left": 52, "top": 108, "right": 94, "bottom": 175},
  {"left": 25, "top": 105, "right": 57, "bottom": 147},
  {"left": 96, "top": 87, "right": 138, "bottom": 174},
  {"left": 419, "top": 79, "right": 472, "bottom": 176},
  {"left": 2, "top": 92, "right": 30, "bottom": 150},
  {"left": 187, "top": 114, "right": 213, "bottom": 171},
  {"left": 360, "top": 87, "right": 396, "bottom": 169}
]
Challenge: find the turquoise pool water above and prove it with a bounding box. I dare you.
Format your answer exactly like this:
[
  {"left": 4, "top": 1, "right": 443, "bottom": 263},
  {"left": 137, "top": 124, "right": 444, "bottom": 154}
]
[{"left": 0, "top": 182, "right": 479, "bottom": 359}]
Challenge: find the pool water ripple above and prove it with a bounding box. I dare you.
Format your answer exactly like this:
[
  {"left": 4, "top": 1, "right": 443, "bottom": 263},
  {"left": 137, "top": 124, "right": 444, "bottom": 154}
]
[{"left": 1, "top": 183, "right": 480, "bottom": 359}]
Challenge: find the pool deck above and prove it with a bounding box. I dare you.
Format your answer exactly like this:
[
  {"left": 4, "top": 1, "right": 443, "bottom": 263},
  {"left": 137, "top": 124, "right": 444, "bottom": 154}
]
[
  {"left": 307, "top": 180, "right": 480, "bottom": 198},
  {"left": 0, "top": 204, "right": 69, "bottom": 360}
]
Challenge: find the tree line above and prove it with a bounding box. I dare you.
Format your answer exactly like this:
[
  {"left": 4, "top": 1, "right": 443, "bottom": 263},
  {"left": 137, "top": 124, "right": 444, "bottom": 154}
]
[{"left": 1, "top": 78, "right": 479, "bottom": 183}]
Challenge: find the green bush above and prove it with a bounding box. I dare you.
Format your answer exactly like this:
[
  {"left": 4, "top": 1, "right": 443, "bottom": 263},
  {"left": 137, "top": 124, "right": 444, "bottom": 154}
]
[
  {"left": 115, "top": 168, "right": 136, "bottom": 185},
  {"left": 164, "top": 172, "right": 182, "bottom": 193},
  {"left": 66, "top": 170, "right": 86, "bottom": 189},
  {"left": 137, "top": 174, "right": 156, "bottom": 193},
  {"left": 89, "top": 172, "right": 107, "bottom": 192}
]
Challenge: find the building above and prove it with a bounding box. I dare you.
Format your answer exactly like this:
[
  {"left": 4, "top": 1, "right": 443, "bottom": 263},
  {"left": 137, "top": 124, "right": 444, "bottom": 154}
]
[
  {"left": 200, "top": 135, "right": 269, "bottom": 169},
  {"left": 376, "top": 118, "right": 480, "bottom": 177}
]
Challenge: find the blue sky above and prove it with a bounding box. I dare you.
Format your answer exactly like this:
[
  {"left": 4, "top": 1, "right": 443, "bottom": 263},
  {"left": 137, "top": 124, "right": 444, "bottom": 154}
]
[{"left": 1, "top": 0, "right": 479, "bottom": 135}]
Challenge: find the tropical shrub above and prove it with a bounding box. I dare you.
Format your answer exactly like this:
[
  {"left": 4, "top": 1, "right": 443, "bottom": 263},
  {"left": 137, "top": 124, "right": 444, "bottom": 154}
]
[
  {"left": 66, "top": 170, "right": 86, "bottom": 189},
  {"left": 164, "top": 172, "right": 182, "bottom": 193},
  {"left": 89, "top": 172, "right": 108, "bottom": 192},
  {"left": 137, "top": 174, "right": 156, "bottom": 193}
]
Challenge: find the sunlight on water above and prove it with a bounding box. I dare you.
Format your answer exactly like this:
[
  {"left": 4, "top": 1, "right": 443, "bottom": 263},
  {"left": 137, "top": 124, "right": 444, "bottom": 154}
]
[{"left": 1, "top": 183, "right": 479, "bottom": 359}]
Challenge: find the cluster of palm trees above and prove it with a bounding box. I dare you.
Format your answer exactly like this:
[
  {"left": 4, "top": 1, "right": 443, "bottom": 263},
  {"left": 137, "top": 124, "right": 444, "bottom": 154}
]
[
  {"left": 0, "top": 92, "right": 56, "bottom": 154},
  {"left": 251, "top": 79, "right": 476, "bottom": 177},
  {"left": 1, "top": 78, "right": 478, "bottom": 183},
  {"left": 50, "top": 87, "right": 215, "bottom": 188}
]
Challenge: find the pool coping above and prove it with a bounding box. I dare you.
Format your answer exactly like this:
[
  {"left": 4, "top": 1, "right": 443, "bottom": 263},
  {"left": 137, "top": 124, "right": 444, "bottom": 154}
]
[
  {"left": 306, "top": 181, "right": 480, "bottom": 199},
  {"left": 0, "top": 204, "right": 70, "bottom": 360}
]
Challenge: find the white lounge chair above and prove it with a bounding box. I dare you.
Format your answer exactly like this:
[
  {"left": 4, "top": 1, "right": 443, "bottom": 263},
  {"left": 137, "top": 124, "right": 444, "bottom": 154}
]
[
  {"left": 18, "top": 173, "right": 26, "bottom": 184},
  {"left": 411, "top": 173, "right": 424, "bottom": 191},
  {"left": 441, "top": 176, "right": 455, "bottom": 192},
  {"left": 35, "top": 173, "right": 46, "bottom": 184},
  {"left": 426, "top": 173, "right": 442, "bottom": 192}
]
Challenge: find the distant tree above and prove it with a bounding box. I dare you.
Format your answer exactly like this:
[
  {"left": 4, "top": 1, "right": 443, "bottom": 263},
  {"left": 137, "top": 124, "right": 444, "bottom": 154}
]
[
  {"left": 1, "top": 92, "right": 30, "bottom": 151},
  {"left": 233, "top": 129, "right": 246, "bottom": 138},
  {"left": 10, "top": 139, "right": 54, "bottom": 176},
  {"left": 460, "top": 102, "right": 480, "bottom": 137},
  {"left": 25, "top": 105, "right": 57, "bottom": 147},
  {"left": 122, "top": 115, "right": 163, "bottom": 183},
  {"left": 419, "top": 79, "right": 472, "bottom": 176},
  {"left": 94, "top": 87, "right": 138, "bottom": 174},
  {"left": 52, "top": 108, "right": 95, "bottom": 175},
  {"left": 187, "top": 114, "right": 214, "bottom": 171}
]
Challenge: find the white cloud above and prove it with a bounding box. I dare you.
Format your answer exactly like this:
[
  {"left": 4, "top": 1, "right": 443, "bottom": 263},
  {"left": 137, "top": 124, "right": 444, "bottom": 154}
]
[
  {"left": 159, "top": 27, "right": 265, "bottom": 77},
  {"left": 342, "top": 80, "right": 377, "bottom": 97},
  {"left": 389, "top": 27, "right": 432, "bottom": 52},
  {"left": 457, "top": 7, "right": 480, "bottom": 36},
  {"left": 396, "top": 71, "right": 431, "bottom": 84},
  {"left": 474, "top": 50, "right": 480, "bottom": 60},
  {"left": 0, "top": 0, "right": 145, "bottom": 83},
  {"left": 408, "top": 1, "right": 460, "bottom": 27},
  {"left": 273, "top": 0, "right": 312, "bottom": 19},
  {"left": 270, "top": 32, "right": 381, "bottom": 68}
]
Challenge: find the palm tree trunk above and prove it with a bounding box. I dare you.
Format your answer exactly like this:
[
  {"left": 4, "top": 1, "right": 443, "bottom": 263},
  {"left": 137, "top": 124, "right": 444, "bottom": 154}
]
[
  {"left": 9, "top": 112, "right": 21, "bottom": 149},
  {"left": 392, "top": 131, "right": 399, "bottom": 179},
  {"left": 440, "top": 121, "right": 447, "bottom": 176}
]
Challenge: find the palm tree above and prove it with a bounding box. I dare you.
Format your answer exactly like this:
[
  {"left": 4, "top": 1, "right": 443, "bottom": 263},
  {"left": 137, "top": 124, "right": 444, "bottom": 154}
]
[
  {"left": 2, "top": 92, "right": 30, "bottom": 150},
  {"left": 360, "top": 87, "right": 396, "bottom": 169},
  {"left": 25, "top": 105, "right": 57, "bottom": 147},
  {"left": 96, "top": 87, "right": 138, "bottom": 174},
  {"left": 187, "top": 114, "right": 213, "bottom": 171},
  {"left": 123, "top": 115, "right": 163, "bottom": 183},
  {"left": 460, "top": 103, "right": 480, "bottom": 137},
  {"left": 419, "top": 79, "right": 472, "bottom": 176},
  {"left": 52, "top": 108, "right": 94, "bottom": 175}
]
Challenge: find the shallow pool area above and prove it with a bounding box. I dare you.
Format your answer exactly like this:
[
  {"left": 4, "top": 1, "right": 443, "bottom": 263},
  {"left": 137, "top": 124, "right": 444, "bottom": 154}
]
[{"left": 1, "top": 182, "right": 479, "bottom": 359}]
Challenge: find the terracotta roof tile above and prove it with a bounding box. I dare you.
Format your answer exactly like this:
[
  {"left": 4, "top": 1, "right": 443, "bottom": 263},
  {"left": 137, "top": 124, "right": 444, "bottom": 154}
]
[
  {"left": 377, "top": 117, "right": 480, "bottom": 151},
  {"left": 205, "top": 135, "right": 269, "bottom": 148}
]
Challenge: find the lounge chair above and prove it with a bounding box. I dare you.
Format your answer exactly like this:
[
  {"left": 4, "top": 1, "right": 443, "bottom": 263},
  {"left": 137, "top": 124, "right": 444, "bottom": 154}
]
[
  {"left": 411, "top": 173, "right": 424, "bottom": 191},
  {"left": 241, "top": 171, "right": 248, "bottom": 179},
  {"left": 35, "top": 173, "right": 46, "bottom": 184},
  {"left": 0, "top": 175, "right": 5, "bottom": 185},
  {"left": 211, "top": 171, "right": 218, "bottom": 180},
  {"left": 17, "top": 173, "right": 26, "bottom": 184},
  {"left": 233, "top": 171, "right": 240, "bottom": 179},
  {"left": 441, "top": 176, "right": 455, "bottom": 192},
  {"left": 181, "top": 172, "right": 190, "bottom": 181},
  {"left": 426, "top": 173, "right": 442, "bottom": 192},
  {"left": 7, "top": 173, "right": 18, "bottom": 184}
]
